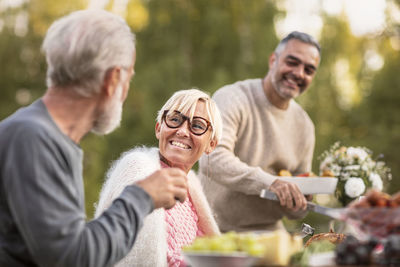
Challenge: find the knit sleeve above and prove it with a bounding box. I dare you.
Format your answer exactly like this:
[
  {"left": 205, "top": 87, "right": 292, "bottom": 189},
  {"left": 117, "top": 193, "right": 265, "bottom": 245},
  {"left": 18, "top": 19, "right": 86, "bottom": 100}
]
[
  {"left": 95, "top": 147, "right": 168, "bottom": 267},
  {"left": 187, "top": 171, "right": 220, "bottom": 236},
  {"left": 293, "top": 110, "right": 315, "bottom": 175},
  {"left": 95, "top": 147, "right": 159, "bottom": 218},
  {"left": 199, "top": 84, "right": 276, "bottom": 195},
  {"left": 115, "top": 209, "right": 167, "bottom": 267}
]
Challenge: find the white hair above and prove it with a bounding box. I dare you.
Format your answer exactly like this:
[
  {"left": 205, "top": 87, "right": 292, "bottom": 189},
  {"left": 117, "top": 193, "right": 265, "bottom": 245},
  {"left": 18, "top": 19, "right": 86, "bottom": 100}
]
[
  {"left": 41, "top": 9, "right": 135, "bottom": 97},
  {"left": 156, "top": 89, "right": 223, "bottom": 143},
  {"left": 275, "top": 31, "right": 321, "bottom": 56}
]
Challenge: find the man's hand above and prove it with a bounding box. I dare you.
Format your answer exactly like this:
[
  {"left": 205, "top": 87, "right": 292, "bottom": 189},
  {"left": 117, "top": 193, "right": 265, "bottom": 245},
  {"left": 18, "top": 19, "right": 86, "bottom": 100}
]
[
  {"left": 269, "top": 179, "right": 307, "bottom": 211},
  {"left": 135, "top": 168, "right": 188, "bottom": 209}
]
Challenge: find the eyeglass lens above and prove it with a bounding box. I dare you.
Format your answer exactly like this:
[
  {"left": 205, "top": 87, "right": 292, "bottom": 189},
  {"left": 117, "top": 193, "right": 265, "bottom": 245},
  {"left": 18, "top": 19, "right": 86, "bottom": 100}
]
[{"left": 164, "top": 111, "right": 209, "bottom": 135}]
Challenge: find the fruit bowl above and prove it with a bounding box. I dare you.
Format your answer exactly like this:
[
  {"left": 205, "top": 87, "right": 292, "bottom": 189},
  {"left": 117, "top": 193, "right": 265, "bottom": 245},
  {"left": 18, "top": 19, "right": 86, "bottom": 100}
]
[
  {"left": 183, "top": 251, "right": 260, "bottom": 267},
  {"left": 183, "top": 230, "right": 303, "bottom": 266},
  {"left": 343, "top": 207, "right": 400, "bottom": 239}
]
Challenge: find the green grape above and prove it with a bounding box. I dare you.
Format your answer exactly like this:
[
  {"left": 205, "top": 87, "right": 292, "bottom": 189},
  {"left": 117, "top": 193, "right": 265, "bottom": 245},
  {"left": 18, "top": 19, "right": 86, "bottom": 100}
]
[
  {"left": 183, "top": 237, "right": 210, "bottom": 251},
  {"left": 183, "top": 231, "right": 267, "bottom": 256},
  {"left": 247, "top": 243, "right": 265, "bottom": 256},
  {"left": 218, "top": 238, "right": 238, "bottom": 253},
  {"left": 236, "top": 233, "right": 265, "bottom": 256},
  {"left": 209, "top": 237, "right": 225, "bottom": 251},
  {"left": 223, "top": 231, "right": 239, "bottom": 240}
]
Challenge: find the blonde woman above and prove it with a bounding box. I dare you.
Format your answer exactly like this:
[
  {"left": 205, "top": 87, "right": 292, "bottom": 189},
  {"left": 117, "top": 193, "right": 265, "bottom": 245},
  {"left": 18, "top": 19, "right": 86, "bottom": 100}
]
[{"left": 95, "top": 89, "right": 223, "bottom": 267}]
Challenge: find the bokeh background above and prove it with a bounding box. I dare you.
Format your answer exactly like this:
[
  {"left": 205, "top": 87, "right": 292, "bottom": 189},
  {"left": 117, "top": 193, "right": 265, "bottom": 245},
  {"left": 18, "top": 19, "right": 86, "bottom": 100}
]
[{"left": 1, "top": 0, "right": 399, "bottom": 232}]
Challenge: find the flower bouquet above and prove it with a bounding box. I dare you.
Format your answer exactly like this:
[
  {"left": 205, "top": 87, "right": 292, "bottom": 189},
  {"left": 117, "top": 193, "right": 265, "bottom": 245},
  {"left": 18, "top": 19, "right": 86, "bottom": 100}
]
[{"left": 318, "top": 142, "right": 392, "bottom": 206}]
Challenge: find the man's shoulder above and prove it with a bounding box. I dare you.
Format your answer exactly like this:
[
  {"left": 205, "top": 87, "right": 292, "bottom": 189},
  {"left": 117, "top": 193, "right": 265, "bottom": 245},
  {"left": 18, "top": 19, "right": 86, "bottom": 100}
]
[
  {"left": 0, "top": 100, "right": 48, "bottom": 134},
  {"left": 0, "top": 109, "right": 48, "bottom": 144},
  {"left": 213, "top": 78, "right": 261, "bottom": 105},
  {"left": 214, "top": 78, "right": 261, "bottom": 95},
  {"left": 289, "top": 101, "right": 314, "bottom": 128}
]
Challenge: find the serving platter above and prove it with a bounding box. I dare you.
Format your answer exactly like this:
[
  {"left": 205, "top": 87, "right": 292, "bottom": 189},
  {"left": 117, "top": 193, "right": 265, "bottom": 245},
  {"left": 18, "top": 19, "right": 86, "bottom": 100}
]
[
  {"left": 183, "top": 251, "right": 260, "bottom": 267},
  {"left": 276, "top": 177, "right": 338, "bottom": 194}
]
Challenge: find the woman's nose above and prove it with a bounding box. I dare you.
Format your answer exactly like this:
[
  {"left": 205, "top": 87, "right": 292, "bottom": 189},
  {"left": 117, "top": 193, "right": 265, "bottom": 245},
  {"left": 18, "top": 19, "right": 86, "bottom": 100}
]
[{"left": 175, "top": 120, "right": 190, "bottom": 137}]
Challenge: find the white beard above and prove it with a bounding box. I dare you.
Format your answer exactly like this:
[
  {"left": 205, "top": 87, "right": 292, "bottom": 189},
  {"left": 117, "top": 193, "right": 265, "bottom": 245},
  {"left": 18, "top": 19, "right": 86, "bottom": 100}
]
[{"left": 91, "top": 84, "right": 123, "bottom": 135}]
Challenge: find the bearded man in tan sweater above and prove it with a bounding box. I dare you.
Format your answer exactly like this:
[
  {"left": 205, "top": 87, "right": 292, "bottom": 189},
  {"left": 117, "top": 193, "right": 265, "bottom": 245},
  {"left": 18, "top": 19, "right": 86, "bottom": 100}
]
[{"left": 199, "top": 31, "right": 321, "bottom": 232}]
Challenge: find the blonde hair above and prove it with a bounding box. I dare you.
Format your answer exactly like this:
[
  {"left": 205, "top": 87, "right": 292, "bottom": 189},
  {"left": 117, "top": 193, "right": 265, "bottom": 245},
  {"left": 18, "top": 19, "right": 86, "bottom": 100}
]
[{"left": 156, "top": 89, "right": 222, "bottom": 142}]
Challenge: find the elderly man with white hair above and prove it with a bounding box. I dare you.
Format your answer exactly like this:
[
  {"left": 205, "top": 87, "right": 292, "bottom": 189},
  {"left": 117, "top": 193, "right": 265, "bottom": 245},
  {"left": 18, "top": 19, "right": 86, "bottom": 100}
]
[{"left": 0, "top": 9, "right": 188, "bottom": 267}]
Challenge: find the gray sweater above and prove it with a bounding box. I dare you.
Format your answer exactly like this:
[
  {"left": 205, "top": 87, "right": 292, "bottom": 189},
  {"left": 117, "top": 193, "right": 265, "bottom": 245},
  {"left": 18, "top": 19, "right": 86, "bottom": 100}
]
[
  {"left": 199, "top": 79, "right": 315, "bottom": 232},
  {"left": 0, "top": 99, "right": 153, "bottom": 267}
]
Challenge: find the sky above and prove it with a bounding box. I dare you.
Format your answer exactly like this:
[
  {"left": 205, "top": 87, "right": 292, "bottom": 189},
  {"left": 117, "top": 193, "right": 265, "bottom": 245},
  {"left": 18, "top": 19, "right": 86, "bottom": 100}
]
[
  {"left": 0, "top": 0, "right": 393, "bottom": 39},
  {"left": 275, "top": 0, "right": 388, "bottom": 38}
]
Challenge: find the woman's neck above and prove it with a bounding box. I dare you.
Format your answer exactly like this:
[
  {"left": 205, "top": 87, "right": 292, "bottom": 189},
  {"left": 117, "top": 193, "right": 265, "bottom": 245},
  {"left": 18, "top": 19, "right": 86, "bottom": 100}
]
[
  {"left": 158, "top": 152, "right": 190, "bottom": 174},
  {"left": 159, "top": 152, "right": 172, "bottom": 167}
]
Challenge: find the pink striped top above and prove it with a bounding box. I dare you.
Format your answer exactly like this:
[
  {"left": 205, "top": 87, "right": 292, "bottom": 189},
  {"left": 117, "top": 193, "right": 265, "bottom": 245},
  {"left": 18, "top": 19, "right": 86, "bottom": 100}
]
[{"left": 161, "top": 161, "right": 204, "bottom": 267}]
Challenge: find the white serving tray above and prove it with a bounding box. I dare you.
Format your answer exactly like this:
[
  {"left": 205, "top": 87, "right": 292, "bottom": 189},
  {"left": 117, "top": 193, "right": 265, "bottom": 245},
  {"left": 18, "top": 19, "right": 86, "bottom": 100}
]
[{"left": 275, "top": 177, "right": 338, "bottom": 194}]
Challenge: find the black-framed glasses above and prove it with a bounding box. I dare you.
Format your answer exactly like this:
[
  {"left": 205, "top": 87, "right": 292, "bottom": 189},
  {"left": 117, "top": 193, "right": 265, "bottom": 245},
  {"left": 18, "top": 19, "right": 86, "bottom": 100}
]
[{"left": 162, "top": 110, "right": 211, "bottom": 136}]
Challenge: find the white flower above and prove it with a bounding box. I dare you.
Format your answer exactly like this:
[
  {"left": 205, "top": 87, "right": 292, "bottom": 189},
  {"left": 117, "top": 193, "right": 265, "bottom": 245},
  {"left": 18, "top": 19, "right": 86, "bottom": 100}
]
[
  {"left": 361, "top": 164, "right": 369, "bottom": 171},
  {"left": 346, "top": 147, "right": 369, "bottom": 162},
  {"left": 344, "top": 165, "right": 360, "bottom": 171},
  {"left": 372, "top": 179, "right": 383, "bottom": 191},
  {"left": 331, "top": 165, "right": 341, "bottom": 176},
  {"left": 369, "top": 172, "right": 383, "bottom": 191},
  {"left": 369, "top": 160, "right": 375, "bottom": 167},
  {"left": 345, "top": 177, "right": 366, "bottom": 198},
  {"left": 341, "top": 172, "right": 351, "bottom": 180},
  {"left": 320, "top": 156, "right": 333, "bottom": 171}
]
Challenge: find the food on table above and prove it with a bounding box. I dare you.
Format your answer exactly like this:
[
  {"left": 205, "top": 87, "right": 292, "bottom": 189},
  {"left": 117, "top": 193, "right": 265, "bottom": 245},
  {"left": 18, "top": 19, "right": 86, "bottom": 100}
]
[
  {"left": 349, "top": 189, "right": 399, "bottom": 208},
  {"left": 258, "top": 229, "right": 303, "bottom": 266},
  {"left": 381, "top": 234, "right": 400, "bottom": 265},
  {"left": 335, "top": 235, "right": 378, "bottom": 266},
  {"left": 335, "top": 234, "right": 400, "bottom": 265},
  {"left": 304, "top": 229, "right": 346, "bottom": 248},
  {"left": 297, "top": 172, "right": 317, "bottom": 177},
  {"left": 321, "top": 169, "right": 335, "bottom": 177},
  {"left": 290, "top": 239, "right": 336, "bottom": 267},
  {"left": 183, "top": 230, "right": 303, "bottom": 266},
  {"left": 345, "top": 190, "right": 400, "bottom": 238},
  {"left": 183, "top": 231, "right": 264, "bottom": 256},
  {"left": 279, "top": 169, "right": 320, "bottom": 177},
  {"left": 278, "top": 169, "right": 292, "bottom": 176}
]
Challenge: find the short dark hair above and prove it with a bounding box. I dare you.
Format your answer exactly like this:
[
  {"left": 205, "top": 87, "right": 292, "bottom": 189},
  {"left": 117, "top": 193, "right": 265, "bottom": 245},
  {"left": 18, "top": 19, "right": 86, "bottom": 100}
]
[{"left": 275, "top": 31, "right": 321, "bottom": 56}]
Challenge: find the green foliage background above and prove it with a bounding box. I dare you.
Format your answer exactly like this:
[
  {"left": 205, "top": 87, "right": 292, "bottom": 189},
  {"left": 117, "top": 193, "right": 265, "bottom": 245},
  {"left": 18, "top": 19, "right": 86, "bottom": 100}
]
[{"left": 1, "top": 0, "right": 399, "bottom": 232}]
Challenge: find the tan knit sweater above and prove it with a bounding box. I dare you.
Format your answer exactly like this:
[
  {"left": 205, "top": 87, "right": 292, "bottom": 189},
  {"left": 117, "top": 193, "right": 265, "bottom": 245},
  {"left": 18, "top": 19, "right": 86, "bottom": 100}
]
[{"left": 199, "top": 79, "right": 315, "bottom": 232}]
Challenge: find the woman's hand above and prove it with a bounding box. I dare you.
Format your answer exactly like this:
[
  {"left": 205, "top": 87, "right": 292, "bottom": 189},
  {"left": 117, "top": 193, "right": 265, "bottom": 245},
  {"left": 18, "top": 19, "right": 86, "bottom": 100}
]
[{"left": 136, "top": 168, "right": 188, "bottom": 209}]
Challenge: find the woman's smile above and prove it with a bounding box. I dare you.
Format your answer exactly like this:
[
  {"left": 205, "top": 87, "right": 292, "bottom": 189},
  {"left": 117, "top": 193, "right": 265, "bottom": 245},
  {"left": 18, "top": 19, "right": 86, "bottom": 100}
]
[{"left": 169, "top": 140, "right": 191, "bottom": 150}]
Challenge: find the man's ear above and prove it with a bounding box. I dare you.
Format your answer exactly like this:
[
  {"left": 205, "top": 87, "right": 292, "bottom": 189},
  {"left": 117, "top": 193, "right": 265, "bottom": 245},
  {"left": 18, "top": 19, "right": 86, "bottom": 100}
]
[
  {"left": 155, "top": 122, "right": 161, "bottom": 140},
  {"left": 205, "top": 139, "right": 217, "bottom": 154},
  {"left": 102, "top": 67, "right": 121, "bottom": 97},
  {"left": 269, "top": 53, "right": 276, "bottom": 68}
]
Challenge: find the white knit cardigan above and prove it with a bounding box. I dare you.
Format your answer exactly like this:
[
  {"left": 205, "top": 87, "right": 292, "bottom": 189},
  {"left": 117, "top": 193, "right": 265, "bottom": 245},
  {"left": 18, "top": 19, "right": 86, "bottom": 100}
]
[{"left": 95, "top": 147, "right": 220, "bottom": 267}]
